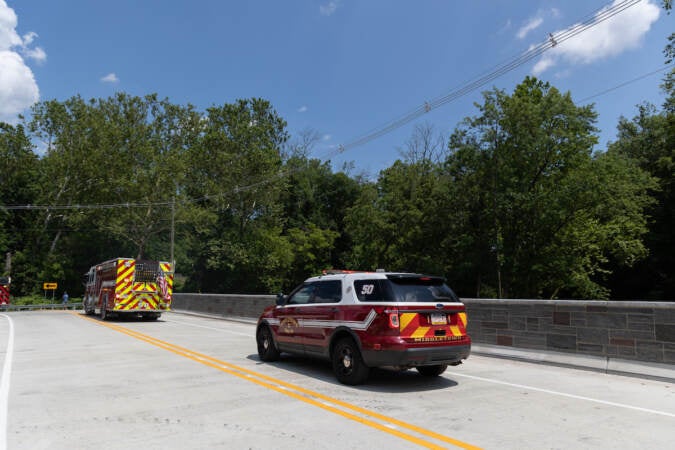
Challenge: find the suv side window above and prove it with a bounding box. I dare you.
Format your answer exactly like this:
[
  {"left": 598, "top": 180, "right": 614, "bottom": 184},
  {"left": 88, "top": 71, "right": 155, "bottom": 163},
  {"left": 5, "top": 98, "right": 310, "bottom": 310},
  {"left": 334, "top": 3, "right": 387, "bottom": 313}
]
[
  {"left": 313, "top": 280, "right": 342, "bottom": 303},
  {"left": 287, "top": 284, "right": 314, "bottom": 305},
  {"left": 354, "top": 279, "right": 392, "bottom": 302}
]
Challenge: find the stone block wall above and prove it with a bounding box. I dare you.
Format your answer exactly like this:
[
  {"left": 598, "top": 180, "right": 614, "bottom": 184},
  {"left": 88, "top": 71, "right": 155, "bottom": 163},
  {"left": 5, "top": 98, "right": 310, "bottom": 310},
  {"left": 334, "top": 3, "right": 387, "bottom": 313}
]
[
  {"left": 463, "top": 299, "right": 675, "bottom": 364},
  {"left": 172, "top": 293, "right": 275, "bottom": 320}
]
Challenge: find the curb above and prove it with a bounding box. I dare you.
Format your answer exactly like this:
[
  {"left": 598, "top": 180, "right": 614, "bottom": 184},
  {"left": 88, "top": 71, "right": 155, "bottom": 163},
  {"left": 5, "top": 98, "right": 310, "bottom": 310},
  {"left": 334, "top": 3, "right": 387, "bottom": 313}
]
[{"left": 472, "top": 343, "right": 675, "bottom": 383}]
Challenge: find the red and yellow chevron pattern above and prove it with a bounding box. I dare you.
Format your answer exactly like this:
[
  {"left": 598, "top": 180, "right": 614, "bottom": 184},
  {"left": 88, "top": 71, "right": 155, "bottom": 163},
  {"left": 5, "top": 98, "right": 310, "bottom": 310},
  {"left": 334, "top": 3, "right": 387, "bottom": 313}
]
[
  {"left": 111, "top": 259, "right": 173, "bottom": 312},
  {"left": 399, "top": 311, "right": 467, "bottom": 342}
]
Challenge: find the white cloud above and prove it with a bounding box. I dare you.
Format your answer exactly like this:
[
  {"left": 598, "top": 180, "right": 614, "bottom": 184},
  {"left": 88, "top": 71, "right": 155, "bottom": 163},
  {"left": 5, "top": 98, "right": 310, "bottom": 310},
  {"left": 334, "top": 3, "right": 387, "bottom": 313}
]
[
  {"left": 23, "top": 46, "right": 46, "bottom": 63},
  {"left": 0, "top": 0, "right": 40, "bottom": 121},
  {"left": 0, "top": 50, "right": 39, "bottom": 121},
  {"left": 22, "top": 31, "right": 37, "bottom": 45},
  {"left": 0, "top": 1, "right": 22, "bottom": 50},
  {"left": 517, "top": 16, "right": 543, "bottom": 40},
  {"left": 322, "top": 134, "right": 331, "bottom": 141},
  {"left": 533, "top": 0, "right": 660, "bottom": 76},
  {"left": 320, "top": 1, "right": 339, "bottom": 16},
  {"left": 298, "top": 105, "right": 308, "bottom": 113},
  {"left": 18, "top": 31, "right": 45, "bottom": 63},
  {"left": 101, "top": 72, "right": 119, "bottom": 83},
  {"left": 532, "top": 55, "right": 556, "bottom": 75}
]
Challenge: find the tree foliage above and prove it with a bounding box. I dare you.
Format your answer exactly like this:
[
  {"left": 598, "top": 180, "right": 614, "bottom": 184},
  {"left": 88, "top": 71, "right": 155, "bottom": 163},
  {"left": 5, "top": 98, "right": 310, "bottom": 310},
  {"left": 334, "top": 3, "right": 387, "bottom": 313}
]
[
  {"left": 607, "top": 104, "right": 674, "bottom": 299},
  {"left": 442, "top": 78, "right": 655, "bottom": 299}
]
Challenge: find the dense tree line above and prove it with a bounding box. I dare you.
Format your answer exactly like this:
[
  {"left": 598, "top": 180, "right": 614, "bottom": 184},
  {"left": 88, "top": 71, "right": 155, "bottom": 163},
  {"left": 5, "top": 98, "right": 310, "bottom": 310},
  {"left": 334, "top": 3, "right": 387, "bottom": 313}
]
[{"left": 1, "top": 71, "right": 672, "bottom": 300}]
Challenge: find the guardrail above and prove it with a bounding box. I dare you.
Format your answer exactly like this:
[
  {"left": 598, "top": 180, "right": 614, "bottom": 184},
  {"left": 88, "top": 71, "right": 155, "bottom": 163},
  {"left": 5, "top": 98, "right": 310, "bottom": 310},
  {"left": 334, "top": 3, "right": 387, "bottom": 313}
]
[{"left": 0, "top": 303, "right": 83, "bottom": 311}]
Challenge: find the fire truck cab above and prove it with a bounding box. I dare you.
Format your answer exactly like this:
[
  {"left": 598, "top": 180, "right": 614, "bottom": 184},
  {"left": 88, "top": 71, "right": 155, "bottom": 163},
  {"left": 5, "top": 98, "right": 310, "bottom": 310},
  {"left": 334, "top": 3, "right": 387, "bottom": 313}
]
[{"left": 83, "top": 258, "right": 173, "bottom": 320}]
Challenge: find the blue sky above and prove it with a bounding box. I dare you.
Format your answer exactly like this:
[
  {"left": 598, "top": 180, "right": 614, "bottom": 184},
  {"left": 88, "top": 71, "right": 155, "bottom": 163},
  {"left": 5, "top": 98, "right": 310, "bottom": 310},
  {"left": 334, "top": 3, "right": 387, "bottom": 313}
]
[{"left": 1, "top": 0, "right": 672, "bottom": 176}]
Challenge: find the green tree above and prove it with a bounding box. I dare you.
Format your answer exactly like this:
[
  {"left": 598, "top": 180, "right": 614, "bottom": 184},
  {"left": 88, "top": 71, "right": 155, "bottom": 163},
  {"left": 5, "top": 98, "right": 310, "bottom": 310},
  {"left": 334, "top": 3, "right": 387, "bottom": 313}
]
[
  {"left": 183, "top": 98, "right": 289, "bottom": 293},
  {"left": 445, "top": 77, "right": 655, "bottom": 299},
  {"left": 281, "top": 147, "right": 362, "bottom": 279},
  {"left": 0, "top": 123, "right": 39, "bottom": 295},
  {"left": 608, "top": 104, "right": 673, "bottom": 299},
  {"left": 345, "top": 124, "right": 446, "bottom": 275},
  {"left": 27, "top": 94, "right": 202, "bottom": 294}
]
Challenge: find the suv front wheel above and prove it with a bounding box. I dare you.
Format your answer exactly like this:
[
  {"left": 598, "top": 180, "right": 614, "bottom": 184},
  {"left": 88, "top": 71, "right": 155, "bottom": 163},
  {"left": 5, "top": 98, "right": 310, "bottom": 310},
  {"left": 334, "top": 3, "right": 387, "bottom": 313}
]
[
  {"left": 257, "top": 324, "right": 280, "bottom": 362},
  {"left": 332, "top": 337, "right": 370, "bottom": 385}
]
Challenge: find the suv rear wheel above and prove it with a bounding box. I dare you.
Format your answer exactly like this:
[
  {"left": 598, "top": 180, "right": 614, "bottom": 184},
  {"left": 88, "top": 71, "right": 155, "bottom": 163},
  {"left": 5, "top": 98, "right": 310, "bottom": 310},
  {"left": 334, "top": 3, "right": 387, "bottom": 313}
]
[
  {"left": 416, "top": 364, "right": 448, "bottom": 377},
  {"left": 332, "top": 337, "right": 370, "bottom": 385}
]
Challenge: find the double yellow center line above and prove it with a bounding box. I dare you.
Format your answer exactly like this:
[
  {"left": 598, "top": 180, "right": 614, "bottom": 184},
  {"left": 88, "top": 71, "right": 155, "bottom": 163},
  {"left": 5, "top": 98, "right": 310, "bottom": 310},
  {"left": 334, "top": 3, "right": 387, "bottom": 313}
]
[{"left": 78, "top": 313, "right": 480, "bottom": 449}]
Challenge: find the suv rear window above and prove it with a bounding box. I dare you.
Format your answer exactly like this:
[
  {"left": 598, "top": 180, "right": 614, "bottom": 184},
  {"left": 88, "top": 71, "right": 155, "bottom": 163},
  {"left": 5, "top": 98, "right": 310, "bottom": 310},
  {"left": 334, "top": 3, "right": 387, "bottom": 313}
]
[
  {"left": 388, "top": 276, "right": 459, "bottom": 302},
  {"left": 354, "top": 276, "right": 459, "bottom": 302}
]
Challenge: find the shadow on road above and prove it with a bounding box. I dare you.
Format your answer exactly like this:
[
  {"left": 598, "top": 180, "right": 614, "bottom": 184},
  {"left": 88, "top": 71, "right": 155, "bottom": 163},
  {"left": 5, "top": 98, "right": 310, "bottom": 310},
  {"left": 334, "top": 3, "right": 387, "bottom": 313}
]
[{"left": 246, "top": 353, "right": 460, "bottom": 392}]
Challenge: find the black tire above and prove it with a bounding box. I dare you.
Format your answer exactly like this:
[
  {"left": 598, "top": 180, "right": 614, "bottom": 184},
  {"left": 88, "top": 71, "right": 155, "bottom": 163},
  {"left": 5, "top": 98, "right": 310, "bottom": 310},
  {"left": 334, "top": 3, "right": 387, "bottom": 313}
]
[
  {"left": 100, "top": 297, "right": 108, "bottom": 321},
  {"left": 83, "top": 298, "right": 94, "bottom": 315},
  {"left": 256, "top": 324, "right": 280, "bottom": 362},
  {"left": 416, "top": 364, "right": 448, "bottom": 377},
  {"left": 332, "top": 337, "right": 370, "bottom": 385}
]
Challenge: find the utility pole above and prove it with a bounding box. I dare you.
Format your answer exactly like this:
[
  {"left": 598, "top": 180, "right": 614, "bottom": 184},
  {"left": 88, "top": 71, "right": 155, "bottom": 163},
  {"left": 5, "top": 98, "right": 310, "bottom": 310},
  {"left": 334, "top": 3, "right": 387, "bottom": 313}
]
[{"left": 170, "top": 196, "right": 175, "bottom": 271}]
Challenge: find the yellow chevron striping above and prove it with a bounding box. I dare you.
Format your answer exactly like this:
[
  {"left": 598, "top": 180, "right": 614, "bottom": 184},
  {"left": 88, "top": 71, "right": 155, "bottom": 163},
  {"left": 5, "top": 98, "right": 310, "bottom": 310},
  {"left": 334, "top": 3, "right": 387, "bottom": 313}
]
[
  {"left": 458, "top": 312, "right": 467, "bottom": 326},
  {"left": 399, "top": 313, "right": 416, "bottom": 330},
  {"left": 411, "top": 326, "right": 430, "bottom": 338}
]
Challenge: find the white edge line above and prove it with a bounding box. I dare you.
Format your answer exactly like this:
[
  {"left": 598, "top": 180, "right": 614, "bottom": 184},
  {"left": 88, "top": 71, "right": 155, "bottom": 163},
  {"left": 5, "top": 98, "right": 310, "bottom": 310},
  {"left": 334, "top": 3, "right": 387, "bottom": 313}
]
[
  {"left": 447, "top": 371, "right": 675, "bottom": 418},
  {"left": 0, "top": 314, "right": 14, "bottom": 450}
]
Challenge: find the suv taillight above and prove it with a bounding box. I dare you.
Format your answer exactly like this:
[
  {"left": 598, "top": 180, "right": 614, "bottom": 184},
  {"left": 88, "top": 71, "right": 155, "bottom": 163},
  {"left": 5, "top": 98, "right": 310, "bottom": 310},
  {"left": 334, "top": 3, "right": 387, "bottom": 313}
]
[{"left": 387, "top": 310, "right": 399, "bottom": 329}]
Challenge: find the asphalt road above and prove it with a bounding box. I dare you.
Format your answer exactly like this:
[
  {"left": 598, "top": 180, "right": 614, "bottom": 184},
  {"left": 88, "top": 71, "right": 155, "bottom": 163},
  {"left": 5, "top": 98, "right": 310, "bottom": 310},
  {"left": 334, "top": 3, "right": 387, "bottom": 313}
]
[{"left": 0, "top": 311, "right": 673, "bottom": 450}]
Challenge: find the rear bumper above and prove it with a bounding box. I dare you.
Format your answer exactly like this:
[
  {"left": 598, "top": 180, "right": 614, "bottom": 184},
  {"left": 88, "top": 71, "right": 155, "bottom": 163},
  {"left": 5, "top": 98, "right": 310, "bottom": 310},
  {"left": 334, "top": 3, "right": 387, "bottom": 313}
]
[{"left": 362, "top": 344, "right": 471, "bottom": 368}]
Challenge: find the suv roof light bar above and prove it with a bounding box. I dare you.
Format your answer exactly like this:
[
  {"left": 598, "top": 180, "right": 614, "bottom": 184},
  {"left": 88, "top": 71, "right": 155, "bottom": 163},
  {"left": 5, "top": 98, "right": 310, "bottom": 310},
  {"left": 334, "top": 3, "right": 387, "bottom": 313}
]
[{"left": 321, "top": 269, "right": 371, "bottom": 275}]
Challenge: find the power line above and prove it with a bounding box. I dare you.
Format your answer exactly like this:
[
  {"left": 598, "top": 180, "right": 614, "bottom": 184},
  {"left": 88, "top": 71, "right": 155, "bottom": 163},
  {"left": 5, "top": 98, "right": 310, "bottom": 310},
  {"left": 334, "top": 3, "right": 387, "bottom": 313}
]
[
  {"left": 578, "top": 64, "right": 674, "bottom": 103},
  {"left": 1, "top": 202, "right": 173, "bottom": 211}
]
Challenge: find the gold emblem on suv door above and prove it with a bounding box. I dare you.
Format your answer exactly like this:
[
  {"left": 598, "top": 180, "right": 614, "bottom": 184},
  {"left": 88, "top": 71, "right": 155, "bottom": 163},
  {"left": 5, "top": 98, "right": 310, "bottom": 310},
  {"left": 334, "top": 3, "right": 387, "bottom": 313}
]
[{"left": 280, "top": 317, "right": 299, "bottom": 334}]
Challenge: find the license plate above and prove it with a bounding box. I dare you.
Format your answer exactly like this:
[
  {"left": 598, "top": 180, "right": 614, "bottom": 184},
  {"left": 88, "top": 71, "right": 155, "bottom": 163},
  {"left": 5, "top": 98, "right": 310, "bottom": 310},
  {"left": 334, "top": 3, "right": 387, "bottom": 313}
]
[{"left": 430, "top": 313, "right": 447, "bottom": 325}]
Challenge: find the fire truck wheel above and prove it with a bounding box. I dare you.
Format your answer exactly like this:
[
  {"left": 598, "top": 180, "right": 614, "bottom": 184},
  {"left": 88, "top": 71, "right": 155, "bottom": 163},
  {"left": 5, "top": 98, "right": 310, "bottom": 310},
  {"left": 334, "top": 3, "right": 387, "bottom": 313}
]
[
  {"left": 256, "top": 324, "right": 280, "bottom": 362},
  {"left": 332, "top": 337, "right": 370, "bottom": 385},
  {"left": 416, "top": 364, "right": 448, "bottom": 377}
]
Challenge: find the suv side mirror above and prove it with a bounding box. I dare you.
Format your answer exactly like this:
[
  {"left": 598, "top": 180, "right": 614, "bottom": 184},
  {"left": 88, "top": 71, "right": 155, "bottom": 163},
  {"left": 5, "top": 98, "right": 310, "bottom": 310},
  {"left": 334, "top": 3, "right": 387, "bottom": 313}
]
[{"left": 276, "top": 293, "right": 285, "bottom": 305}]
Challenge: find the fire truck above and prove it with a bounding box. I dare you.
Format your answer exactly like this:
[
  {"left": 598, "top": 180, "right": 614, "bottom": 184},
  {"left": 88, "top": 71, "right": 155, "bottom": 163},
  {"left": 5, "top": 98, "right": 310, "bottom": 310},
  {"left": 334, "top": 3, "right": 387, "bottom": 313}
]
[
  {"left": 0, "top": 276, "right": 10, "bottom": 306},
  {"left": 83, "top": 258, "right": 173, "bottom": 320}
]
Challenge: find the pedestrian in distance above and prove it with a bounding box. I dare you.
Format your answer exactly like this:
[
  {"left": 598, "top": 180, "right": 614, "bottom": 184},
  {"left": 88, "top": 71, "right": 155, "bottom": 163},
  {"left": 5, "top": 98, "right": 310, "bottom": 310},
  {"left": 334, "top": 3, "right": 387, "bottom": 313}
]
[{"left": 62, "top": 291, "right": 69, "bottom": 305}]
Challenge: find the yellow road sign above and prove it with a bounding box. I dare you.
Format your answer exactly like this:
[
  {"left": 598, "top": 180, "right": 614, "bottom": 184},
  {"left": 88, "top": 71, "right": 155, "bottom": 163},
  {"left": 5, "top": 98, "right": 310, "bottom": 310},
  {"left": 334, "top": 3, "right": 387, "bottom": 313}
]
[{"left": 43, "top": 282, "right": 58, "bottom": 290}]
